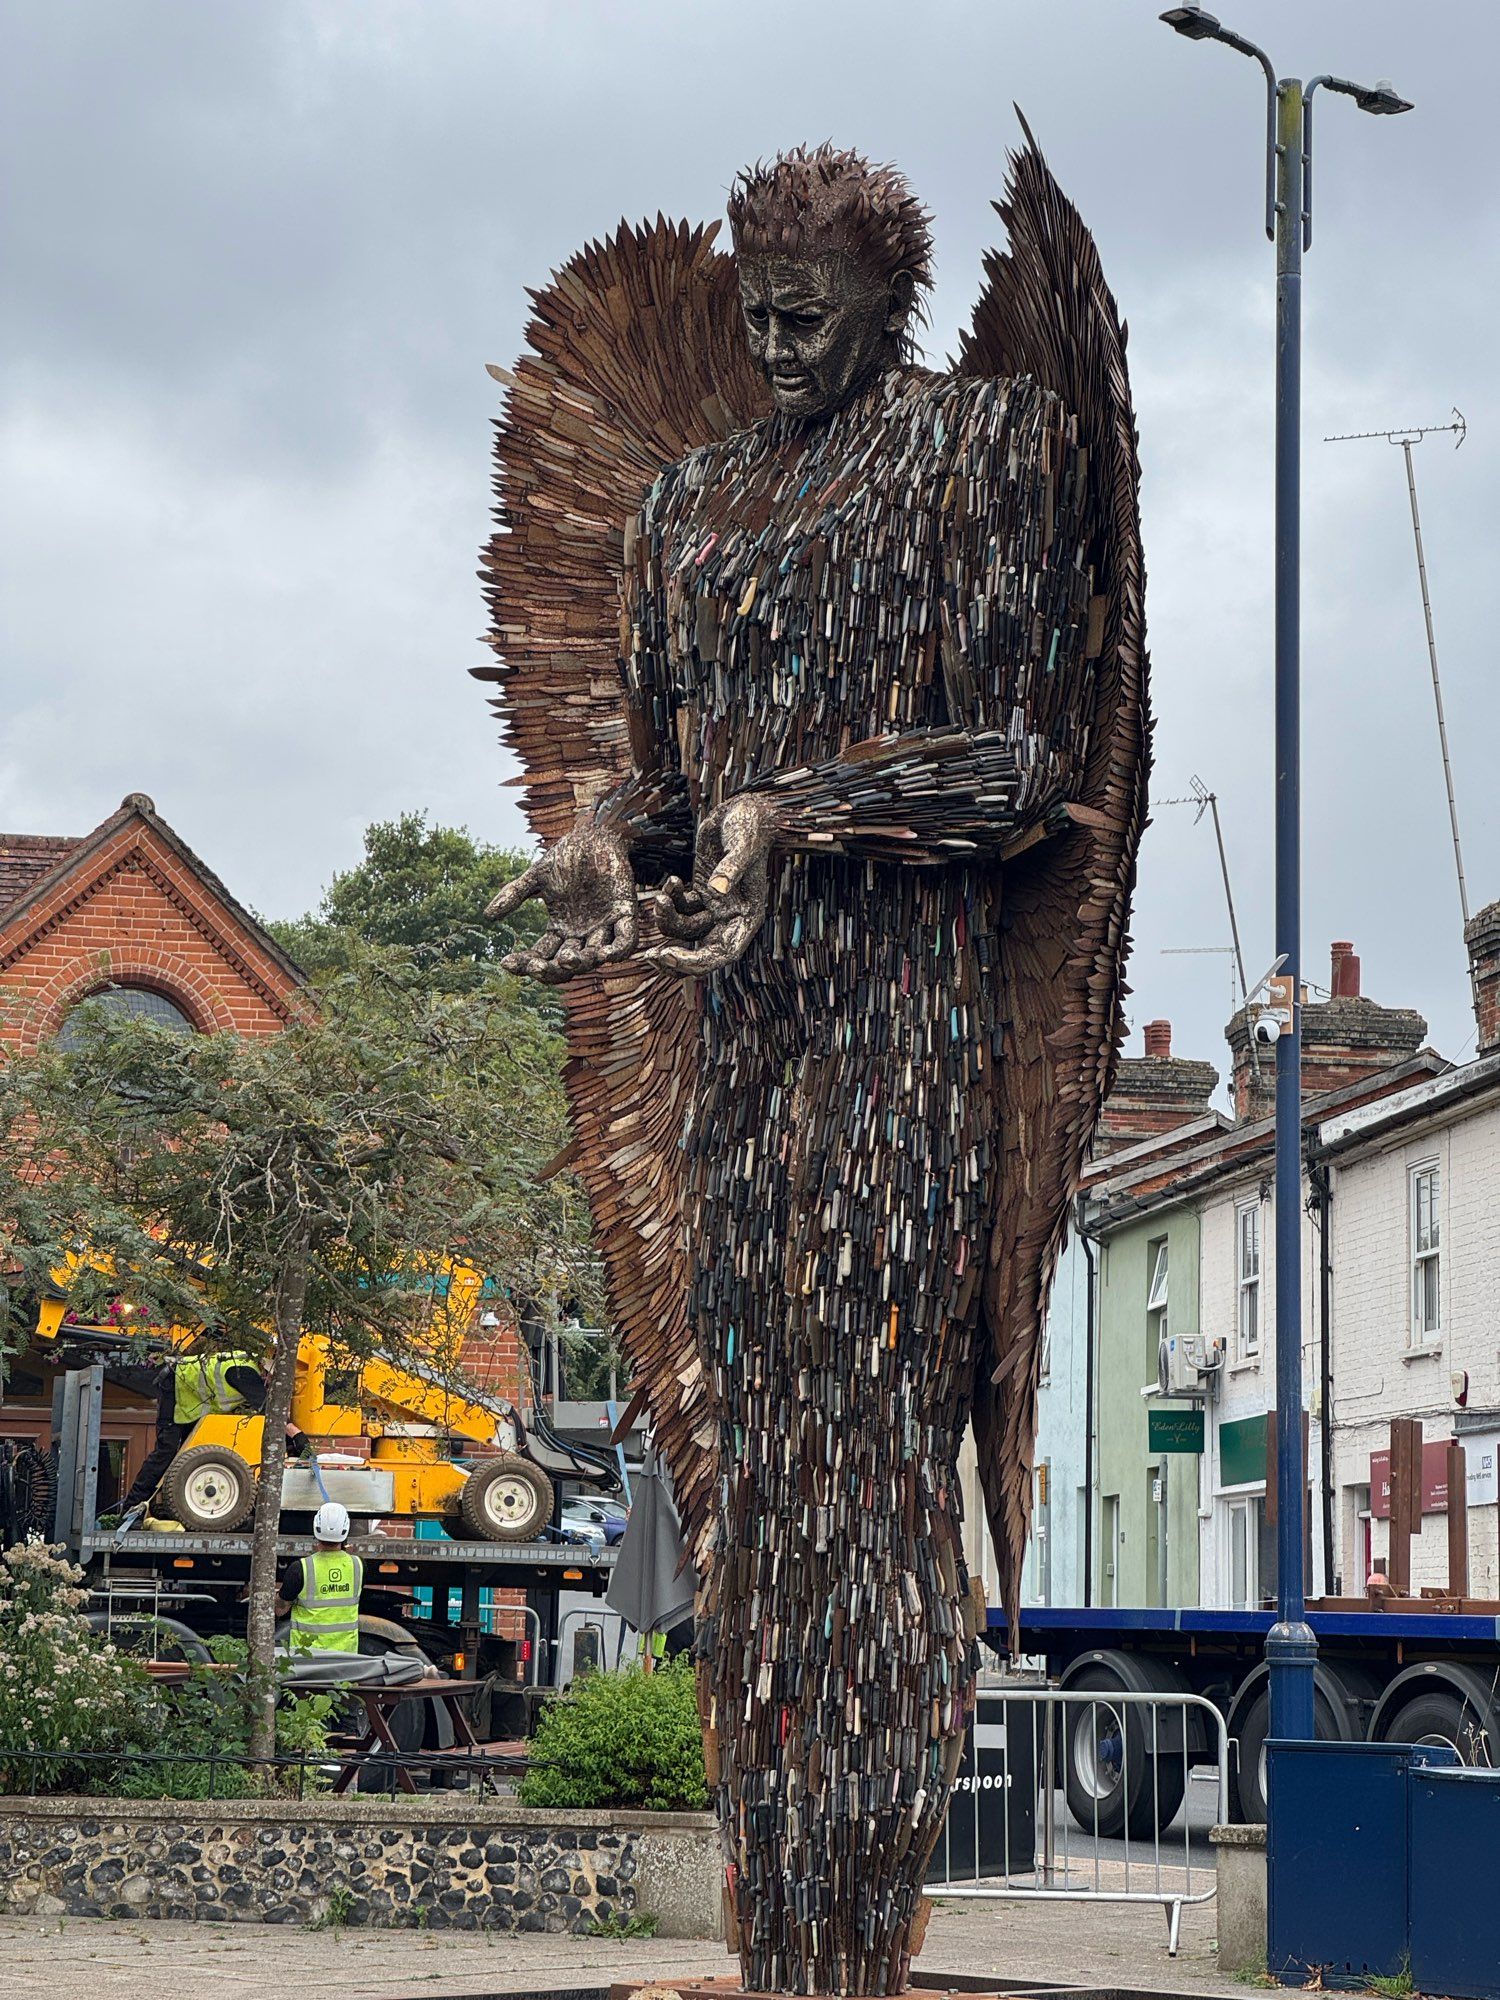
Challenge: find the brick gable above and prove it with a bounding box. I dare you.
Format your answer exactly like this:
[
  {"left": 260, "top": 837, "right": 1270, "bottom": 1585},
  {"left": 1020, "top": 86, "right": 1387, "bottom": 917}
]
[{"left": 0, "top": 794, "right": 306, "bottom": 1051}]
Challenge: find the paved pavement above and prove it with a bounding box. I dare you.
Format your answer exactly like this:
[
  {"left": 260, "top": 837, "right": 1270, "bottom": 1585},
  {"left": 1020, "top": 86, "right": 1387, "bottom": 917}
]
[{"left": 0, "top": 1896, "right": 1242, "bottom": 1998}]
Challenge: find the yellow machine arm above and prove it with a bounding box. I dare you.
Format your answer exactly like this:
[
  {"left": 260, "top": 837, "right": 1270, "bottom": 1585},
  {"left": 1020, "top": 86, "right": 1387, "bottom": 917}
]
[{"left": 34, "top": 1279, "right": 513, "bottom": 1448}]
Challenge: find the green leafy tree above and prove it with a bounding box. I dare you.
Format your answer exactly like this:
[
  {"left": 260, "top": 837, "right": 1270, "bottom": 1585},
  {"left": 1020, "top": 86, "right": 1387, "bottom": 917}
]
[
  {"left": 5, "top": 947, "right": 597, "bottom": 1756},
  {"left": 268, "top": 811, "right": 546, "bottom": 991}
]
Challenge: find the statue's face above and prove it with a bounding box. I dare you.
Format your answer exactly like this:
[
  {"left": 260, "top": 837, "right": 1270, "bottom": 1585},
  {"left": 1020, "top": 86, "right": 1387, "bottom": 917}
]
[{"left": 738, "top": 254, "right": 911, "bottom": 420}]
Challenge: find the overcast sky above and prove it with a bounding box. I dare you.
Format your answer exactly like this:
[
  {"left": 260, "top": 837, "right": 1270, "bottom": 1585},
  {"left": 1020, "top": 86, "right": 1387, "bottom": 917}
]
[{"left": 3, "top": 0, "right": 1497, "bottom": 1095}]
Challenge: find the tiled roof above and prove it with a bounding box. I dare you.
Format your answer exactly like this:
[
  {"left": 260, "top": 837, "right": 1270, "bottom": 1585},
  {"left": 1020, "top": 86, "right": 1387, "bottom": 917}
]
[{"left": 0, "top": 835, "right": 82, "bottom": 918}]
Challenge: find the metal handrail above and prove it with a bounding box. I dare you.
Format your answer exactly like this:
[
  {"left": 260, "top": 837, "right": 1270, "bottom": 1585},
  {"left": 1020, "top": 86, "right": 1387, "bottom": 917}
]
[{"left": 933, "top": 1684, "right": 1231, "bottom": 1956}]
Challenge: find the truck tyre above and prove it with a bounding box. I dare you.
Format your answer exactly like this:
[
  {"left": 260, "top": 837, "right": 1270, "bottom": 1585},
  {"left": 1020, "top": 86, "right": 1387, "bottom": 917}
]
[
  {"left": 458, "top": 1455, "right": 553, "bottom": 1542},
  {"left": 1231, "top": 1681, "right": 1347, "bottom": 1823},
  {"left": 1226, "top": 1659, "right": 1382, "bottom": 1822},
  {"left": 1062, "top": 1663, "right": 1186, "bottom": 1839},
  {"left": 159, "top": 1445, "right": 256, "bottom": 1532},
  {"left": 1381, "top": 1689, "right": 1496, "bottom": 1766},
  {"left": 84, "top": 1611, "right": 212, "bottom": 1664}
]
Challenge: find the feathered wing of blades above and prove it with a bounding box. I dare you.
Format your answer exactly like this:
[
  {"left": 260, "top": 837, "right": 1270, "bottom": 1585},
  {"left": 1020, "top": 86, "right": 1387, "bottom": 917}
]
[
  {"left": 954, "top": 127, "right": 1151, "bottom": 1628},
  {"left": 477, "top": 219, "right": 771, "bottom": 1554}
]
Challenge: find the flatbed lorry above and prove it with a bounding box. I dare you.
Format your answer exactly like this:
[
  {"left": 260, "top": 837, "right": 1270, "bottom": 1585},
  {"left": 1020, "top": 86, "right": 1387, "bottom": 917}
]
[
  {"left": 33, "top": 1363, "right": 621, "bottom": 1753},
  {"left": 985, "top": 1601, "right": 1500, "bottom": 1827}
]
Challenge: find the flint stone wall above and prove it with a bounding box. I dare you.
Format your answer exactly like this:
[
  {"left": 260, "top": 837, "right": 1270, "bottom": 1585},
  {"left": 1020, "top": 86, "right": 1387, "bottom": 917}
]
[{"left": 0, "top": 1796, "right": 722, "bottom": 1938}]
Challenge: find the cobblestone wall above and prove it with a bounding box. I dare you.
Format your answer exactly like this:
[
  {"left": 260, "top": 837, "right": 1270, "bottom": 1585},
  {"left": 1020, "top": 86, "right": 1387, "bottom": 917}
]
[{"left": 0, "top": 1797, "right": 722, "bottom": 1936}]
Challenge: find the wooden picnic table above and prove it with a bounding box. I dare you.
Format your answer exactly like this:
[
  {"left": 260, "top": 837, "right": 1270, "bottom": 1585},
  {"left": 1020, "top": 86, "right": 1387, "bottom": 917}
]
[{"left": 329, "top": 1675, "right": 510, "bottom": 1794}]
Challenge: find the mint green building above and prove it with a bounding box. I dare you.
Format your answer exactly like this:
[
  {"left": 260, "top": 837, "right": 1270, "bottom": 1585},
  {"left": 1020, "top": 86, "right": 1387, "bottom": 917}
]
[{"left": 1091, "top": 1204, "right": 1203, "bottom": 1607}]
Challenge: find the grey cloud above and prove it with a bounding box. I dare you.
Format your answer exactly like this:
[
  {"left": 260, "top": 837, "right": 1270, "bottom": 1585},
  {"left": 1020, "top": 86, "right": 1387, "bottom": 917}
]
[{"left": 3, "top": 0, "right": 1497, "bottom": 1088}]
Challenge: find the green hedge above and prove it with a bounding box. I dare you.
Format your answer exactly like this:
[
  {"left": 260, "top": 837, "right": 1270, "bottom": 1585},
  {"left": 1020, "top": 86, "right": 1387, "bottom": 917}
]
[{"left": 519, "top": 1658, "right": 708, "bottom": 1812}]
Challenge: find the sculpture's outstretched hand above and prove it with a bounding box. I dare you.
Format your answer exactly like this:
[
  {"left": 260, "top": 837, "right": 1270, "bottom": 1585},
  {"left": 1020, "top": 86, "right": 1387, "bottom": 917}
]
[
  {"left": 486, "top": 822, "right": 638, "bottom": 983},
  {"left": 646, "top": 794, "right": 777, "bottom": 977}
]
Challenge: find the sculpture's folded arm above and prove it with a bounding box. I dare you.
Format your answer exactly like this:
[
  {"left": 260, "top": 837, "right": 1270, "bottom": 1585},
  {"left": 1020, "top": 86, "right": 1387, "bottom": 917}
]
[{"left": 741, "top": 725, "right": 1066, "bottom": 863}]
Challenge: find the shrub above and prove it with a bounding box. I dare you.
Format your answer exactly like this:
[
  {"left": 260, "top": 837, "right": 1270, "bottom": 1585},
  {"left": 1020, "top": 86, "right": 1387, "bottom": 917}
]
[
  {"left": 519, "top": 1657, "right": 708, "bottom": 1812},
  {"left": 0, "top": 1544, "right": 344, "bottom": 1800},
  {"left": 0, "top": 1541, "right": 157, "bottom": 1794},
  {"left": 113, "top": 1635, "right": 341, "bottom": 1800}
]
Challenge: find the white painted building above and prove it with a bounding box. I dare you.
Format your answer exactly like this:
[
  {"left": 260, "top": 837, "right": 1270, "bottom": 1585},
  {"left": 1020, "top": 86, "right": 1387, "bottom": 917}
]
[{"left": 1315, "top": 1053, "right": 1500, "bottom": 1598}]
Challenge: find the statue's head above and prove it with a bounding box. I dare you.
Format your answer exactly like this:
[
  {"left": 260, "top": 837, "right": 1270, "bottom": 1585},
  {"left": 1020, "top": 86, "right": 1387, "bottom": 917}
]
[{"left": 728, "top": 144, "right": 933, "bottom": 421}]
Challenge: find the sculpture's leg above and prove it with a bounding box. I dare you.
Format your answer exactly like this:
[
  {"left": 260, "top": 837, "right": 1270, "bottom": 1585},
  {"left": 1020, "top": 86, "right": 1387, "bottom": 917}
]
[{"left": 688, "top": 877, "right": 995, "bottom": 1995}]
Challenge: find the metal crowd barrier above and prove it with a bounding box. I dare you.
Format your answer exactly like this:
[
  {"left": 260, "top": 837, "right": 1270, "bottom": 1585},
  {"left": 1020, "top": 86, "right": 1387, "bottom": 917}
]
[{"left": 930, "top": 1684, "right": 1230, "bottom": 1955}]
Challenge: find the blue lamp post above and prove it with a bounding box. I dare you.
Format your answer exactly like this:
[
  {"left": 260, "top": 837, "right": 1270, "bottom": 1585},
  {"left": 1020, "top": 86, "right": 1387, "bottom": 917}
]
[{"left": 1158, "top": 5, "right": 1411, "bottom": 1750}]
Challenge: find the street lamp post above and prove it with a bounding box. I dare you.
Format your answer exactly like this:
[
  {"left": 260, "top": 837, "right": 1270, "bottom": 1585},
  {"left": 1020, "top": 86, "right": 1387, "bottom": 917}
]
[{"left": 1158, "top": 4, "right": 1412, "bottom": 1753}]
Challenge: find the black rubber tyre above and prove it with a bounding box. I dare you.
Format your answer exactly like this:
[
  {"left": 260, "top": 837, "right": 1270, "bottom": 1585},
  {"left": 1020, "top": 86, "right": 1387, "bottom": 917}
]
[
  {"left": 84, "top": 1611, "right": 212, "bottom": 1664},
  {"left": 1382, "top": 1689, "right": 1496, "bottom": 1767},
  {"left": 458, "top": 1454, "right": 553, "bottom": 1542},
  {"left": 158, "top": 1444, "right": 256, "bottom": 1532},
  {"left": 11, "top": 1443, "right": 57, "bottom": 1538},
  {"left": 1062, "top": 1666, "right": 1187, "bottom": 1839},
  {"left": 1232, "top": 1682, "right": 1347, "bottom": 1822}
]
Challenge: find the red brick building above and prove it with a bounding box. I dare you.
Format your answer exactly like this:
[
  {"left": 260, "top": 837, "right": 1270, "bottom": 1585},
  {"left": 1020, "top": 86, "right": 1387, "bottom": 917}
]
[
  {"left": 0, "top": 793, "right": 311, "bottom": 1503},
  {"left": 0, "top": 791, "right": 305, "bottom": 1052},
  {"left": 0, "top": 793, "right": 530, "bottom": 1531}
]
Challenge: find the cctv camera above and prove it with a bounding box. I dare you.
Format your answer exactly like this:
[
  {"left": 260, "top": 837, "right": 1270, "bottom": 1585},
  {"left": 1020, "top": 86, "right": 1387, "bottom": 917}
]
[{"left": 1251, "top": 1012, "right": 1282, "bottom": 1047}]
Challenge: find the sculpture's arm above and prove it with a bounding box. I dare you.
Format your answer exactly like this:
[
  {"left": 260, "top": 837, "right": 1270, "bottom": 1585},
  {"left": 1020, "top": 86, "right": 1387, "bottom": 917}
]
[
  {"left": 735, "top": 725, "right": 1072, "bottom": 864},
  {"left": 490, "top": 488, "right": 693, "bottom": 982},
  {"left": 590, "top": 490, "right": 695, "bottom": 880},
  {"left": 643, "top": 738, "right": 1091, "bottom": 977}
]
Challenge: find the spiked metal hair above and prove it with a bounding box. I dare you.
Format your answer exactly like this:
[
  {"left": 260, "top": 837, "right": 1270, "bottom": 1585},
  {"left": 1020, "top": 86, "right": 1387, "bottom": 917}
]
[{"left": 727, "top": 143, "right": 935, "bottom": 306}]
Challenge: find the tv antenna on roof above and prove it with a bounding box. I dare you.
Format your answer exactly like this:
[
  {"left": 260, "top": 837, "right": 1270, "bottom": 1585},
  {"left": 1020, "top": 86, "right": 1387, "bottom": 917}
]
[
  {"left": 1157, "top": 776, "right": 1260, "bottom": 1079},
  {"left": 1324, "top": 411, "right": 1472, "bottom": 947}
]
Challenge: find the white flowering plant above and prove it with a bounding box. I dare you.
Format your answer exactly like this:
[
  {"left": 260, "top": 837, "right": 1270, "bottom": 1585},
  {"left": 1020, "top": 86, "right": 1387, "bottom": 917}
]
[{"left": 0, "top": 1540, "right": 158, "bottom": 1793}]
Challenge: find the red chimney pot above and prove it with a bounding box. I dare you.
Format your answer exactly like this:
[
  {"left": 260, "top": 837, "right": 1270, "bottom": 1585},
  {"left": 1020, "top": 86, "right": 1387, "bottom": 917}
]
[
  {"left": 1144, "top": 1019, "right": 1172, "bottom": 1058},
  {"left": 1331, "top": 940, "right": 1361, "bottom": 1000}
]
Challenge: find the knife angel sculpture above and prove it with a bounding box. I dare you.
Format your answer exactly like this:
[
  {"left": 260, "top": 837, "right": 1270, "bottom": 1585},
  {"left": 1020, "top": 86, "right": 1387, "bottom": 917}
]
[{"left": 478, "top": 127, "right": 1148, "bottom": 1996}]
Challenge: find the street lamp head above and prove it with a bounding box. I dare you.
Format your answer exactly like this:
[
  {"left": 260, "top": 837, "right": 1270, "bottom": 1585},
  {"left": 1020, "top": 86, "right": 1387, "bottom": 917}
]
[
  {"left": 1355, "top": 78, "right": 1414, "bottom": 116},
  {"left": 1160, "top": 3, "right": 1224, "bottom": 39},
  {"left": 1320, "top": 74, "right": 1414, "bottom": 116}
]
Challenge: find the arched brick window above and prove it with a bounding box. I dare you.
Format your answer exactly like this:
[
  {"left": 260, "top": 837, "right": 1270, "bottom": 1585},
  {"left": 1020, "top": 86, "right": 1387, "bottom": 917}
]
[{"left": 56, "top": 983, "right": 198, "bottom": 1049}]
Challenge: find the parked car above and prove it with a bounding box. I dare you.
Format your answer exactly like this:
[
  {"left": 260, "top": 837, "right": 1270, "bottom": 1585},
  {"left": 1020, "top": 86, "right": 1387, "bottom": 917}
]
[{"left": 559, "top": 1496, "right": 628, "bottom": 1546}]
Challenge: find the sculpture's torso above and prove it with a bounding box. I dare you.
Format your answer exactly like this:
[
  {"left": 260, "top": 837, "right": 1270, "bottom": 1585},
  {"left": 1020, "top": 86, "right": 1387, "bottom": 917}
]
[{"left": 634, "top": 365, "right": 1087, "bottom": 828}]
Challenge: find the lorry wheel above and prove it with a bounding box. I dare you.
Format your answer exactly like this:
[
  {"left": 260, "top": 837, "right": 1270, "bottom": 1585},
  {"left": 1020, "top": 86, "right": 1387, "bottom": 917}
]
[
  {"left": 1381, "top": 1689, "right": 1495, "bottom": 1766},
  {"left": 1063, "top": 1666, "right": 1186, "bottom": 1839},
  {"left": 84, "top": 1611, "right": 212, "bottom": 1664},
  {"left": 159, "top": 1445, "right": 256, "bottom": 1532},
  {"left": 458, "top": 1456, "right": 553, "bottom": 1542},
  {"left": 1232, "top": 1684, "right": 1348, "bottom": 1822}
]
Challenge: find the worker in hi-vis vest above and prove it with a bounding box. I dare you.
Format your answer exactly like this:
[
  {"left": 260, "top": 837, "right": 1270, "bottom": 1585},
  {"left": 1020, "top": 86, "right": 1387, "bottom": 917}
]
[
  {"left": 118, "top": 1346, "right": 310, "bottom": 1512},
  {"left": 278, "top": 1502, "right": 364, "bottom": 1654}
]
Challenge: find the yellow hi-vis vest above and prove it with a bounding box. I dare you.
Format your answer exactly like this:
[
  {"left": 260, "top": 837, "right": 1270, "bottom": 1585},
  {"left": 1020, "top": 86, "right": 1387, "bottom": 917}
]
[
  {"left": 289, "top": 1549, "right": 364, "bottom": 1655},
  {"left": 173, "top": 1351, "right": 258, "bottom": 1425}
]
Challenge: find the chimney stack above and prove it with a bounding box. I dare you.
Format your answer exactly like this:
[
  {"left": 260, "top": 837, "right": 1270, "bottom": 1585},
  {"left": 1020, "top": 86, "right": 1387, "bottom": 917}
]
[
  {"left": 1465, "top": 900, "right": 1500, "bottom": 1055},
  {"left": 1330, "top": 940, "right": 1361, "bottom": 1000},
  {"left": 1226, "top": 940, "right": 1427, "bottom": 1121},
  {"left": 1095, "top": 1020, "right": 1219, "bottom": 1156}
]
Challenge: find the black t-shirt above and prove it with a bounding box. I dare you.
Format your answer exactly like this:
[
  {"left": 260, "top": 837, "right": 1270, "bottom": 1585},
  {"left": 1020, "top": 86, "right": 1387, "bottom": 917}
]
[{"left": 279, "top": 1557, "right": 308, "bottom": 1604}]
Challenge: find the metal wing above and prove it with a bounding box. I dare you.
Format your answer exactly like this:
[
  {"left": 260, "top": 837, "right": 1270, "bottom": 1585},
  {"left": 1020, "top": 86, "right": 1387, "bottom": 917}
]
[
  {"left": 476, "top": 220, "right": 771, "bottom": 1552},
  {"left": 955, "top": 125, "right": 1151, "bottom": 1626}
]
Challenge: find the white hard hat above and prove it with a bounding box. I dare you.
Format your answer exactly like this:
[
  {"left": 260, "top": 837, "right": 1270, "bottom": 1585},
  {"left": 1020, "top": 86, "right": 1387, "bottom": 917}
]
[{"left": 313, "top": 1501, "right": 351, "bottom": 1543}]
